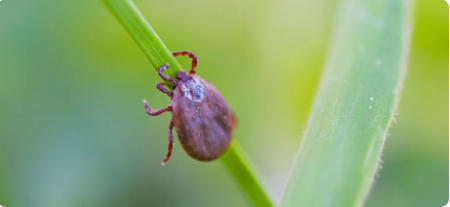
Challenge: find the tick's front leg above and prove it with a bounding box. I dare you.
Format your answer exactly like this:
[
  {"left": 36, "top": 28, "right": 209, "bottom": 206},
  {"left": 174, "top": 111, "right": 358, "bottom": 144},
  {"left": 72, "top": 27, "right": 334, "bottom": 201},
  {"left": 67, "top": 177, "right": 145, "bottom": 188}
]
[
  {"left": 143, "top": 100, "right": 172, "bottom": 116},
  {"left": 172, "top": 51, "right": 198, "bottom": 76},
  {"left": 162, "top": 119, "right": 175, "bottom": 165},
  {"left": 155, "top": 82, "right": 173, "bottom": 98},
  {"left": 158, "top": 64, "right": 177, "bottom": 86}
]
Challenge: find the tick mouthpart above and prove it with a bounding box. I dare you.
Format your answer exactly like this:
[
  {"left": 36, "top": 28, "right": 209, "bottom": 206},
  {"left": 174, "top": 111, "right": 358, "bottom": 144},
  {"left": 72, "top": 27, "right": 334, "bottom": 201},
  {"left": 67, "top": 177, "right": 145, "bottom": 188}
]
[{"left": 176, "top": 71, "right": 190, "bottom": 82}]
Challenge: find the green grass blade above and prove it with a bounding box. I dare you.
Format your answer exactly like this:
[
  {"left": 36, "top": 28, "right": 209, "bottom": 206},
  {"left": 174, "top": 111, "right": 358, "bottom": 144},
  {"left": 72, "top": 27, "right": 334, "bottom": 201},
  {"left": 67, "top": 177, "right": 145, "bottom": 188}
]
[
  {"left": 221, "top": 141, "right": 274, "bottom": 207},
  {"left": 101, "top": 0, "right": 274, "bottom": 206},
  {"left": 280, "top": 0, "right": 413, "bottom": 206},
  {"left": 102, "top": 0, "right": 183, "bottom": 81}
]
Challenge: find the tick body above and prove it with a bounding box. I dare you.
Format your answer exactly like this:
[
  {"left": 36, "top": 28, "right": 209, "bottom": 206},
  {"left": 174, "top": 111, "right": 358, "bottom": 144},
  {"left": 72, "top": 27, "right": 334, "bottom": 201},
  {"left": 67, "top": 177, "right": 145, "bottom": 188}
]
[{"left": 144, "top": 51, "right": 237, "bottom": 165}]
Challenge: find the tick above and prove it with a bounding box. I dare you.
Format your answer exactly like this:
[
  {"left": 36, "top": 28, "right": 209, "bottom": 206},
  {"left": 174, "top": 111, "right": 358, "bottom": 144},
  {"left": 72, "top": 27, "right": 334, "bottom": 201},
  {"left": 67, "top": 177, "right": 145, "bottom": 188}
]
[{"left": 143, "top": 51, "right": 237, "bottom": 165}]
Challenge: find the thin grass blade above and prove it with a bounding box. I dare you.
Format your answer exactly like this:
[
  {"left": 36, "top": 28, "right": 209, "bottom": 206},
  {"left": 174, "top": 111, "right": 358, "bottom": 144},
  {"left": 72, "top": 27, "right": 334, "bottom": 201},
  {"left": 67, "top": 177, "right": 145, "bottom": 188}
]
[{"left": 280, "top": 0, "right": 413, "bottom": 206}]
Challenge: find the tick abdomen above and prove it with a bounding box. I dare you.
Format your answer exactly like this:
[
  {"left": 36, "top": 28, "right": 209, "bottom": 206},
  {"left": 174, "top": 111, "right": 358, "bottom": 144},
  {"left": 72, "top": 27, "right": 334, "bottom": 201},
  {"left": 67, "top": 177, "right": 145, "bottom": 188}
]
[{"left": 172, "top": 77, "right": 234, "bottom": 161}]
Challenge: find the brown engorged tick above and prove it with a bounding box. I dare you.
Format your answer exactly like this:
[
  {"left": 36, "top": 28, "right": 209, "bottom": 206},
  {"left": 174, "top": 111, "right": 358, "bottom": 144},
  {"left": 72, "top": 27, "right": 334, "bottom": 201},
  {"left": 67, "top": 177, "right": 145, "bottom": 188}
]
[{"left": 143, "top": 51, "right": 237, "bottom": 165}]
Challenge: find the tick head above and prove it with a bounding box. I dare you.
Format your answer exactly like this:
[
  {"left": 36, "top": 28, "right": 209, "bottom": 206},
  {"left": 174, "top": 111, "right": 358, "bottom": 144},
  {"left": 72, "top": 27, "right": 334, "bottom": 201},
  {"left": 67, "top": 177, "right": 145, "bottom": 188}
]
[{"left": 176, "top": 71, "right": 190, "bottom": 82}]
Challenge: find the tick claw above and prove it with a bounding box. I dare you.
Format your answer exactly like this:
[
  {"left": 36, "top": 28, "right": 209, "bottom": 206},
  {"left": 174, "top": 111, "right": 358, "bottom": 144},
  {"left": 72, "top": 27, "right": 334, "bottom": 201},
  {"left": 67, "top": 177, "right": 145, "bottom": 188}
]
[{"left": 143, "top": 100, "right": 150, "bottom": 108}]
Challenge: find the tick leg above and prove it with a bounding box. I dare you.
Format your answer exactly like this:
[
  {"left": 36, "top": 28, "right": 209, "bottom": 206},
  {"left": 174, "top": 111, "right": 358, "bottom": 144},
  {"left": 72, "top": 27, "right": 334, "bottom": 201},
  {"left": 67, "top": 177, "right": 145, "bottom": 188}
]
[
  {"left": 143, "top": 100, "right": 172, "bottom": 116},
  {"left": 156, "top": 82, "right": 173, "bottom": 98},
  {"left": 162, "top": 119, "right": 175, "bottom": 165},
  {"left": 172, "top": 51, "right": 198, "bottom": 76},
  {"left": 158, "top": 64, "right": 177, "bottom": 84}
]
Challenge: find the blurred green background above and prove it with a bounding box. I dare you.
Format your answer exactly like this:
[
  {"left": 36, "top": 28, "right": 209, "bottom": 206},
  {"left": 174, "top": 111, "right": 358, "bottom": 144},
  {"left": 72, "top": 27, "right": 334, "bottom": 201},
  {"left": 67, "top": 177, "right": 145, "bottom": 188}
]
[{"left": 0, "top": 0, "right": 447, "bottom": 206}]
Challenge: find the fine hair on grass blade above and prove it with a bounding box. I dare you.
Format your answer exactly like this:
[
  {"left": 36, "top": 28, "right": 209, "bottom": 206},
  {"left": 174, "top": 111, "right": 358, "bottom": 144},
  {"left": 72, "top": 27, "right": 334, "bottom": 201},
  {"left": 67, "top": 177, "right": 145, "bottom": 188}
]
[{"left": 280, "top": 0, "right": 413, "bottom": 206}]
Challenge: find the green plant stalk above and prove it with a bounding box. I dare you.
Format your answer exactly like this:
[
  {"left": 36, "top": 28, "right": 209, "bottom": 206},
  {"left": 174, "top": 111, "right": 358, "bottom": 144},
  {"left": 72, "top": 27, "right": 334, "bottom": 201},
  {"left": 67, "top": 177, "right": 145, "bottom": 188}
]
[
  {"left": 102, "top": 0, "right": 183, "bottom": 82},
  {"left": 280, "top": 0, "right": 412, "bottom": 206},
  {"left": 221, "top": 141, "right": 274, "bottom": 207},
  {"left": 102, "top": 0, "right": 273, "bottom": 206}
]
